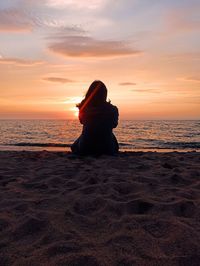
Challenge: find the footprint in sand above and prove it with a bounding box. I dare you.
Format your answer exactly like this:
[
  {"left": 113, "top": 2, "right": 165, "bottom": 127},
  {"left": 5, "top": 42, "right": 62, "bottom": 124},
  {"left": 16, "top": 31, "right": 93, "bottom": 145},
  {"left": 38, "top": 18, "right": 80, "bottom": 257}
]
[
  {"left": 22, "top": 182, "right": 48, "bottom": 190},
  {"left": 44, "top": 241, "right": 81, "bottom": 257},
  {"left": 66, "top": 181, "right": 81, "bottom": 191},
  {"left": 174, "top": 200, "right": 196, "bottom": 218},
  {"left": 0, "top": 218, "right": 9, "bottom": 232},
  {"left": 126, "top": 199, "right": 153, "bottom": 215},
  {"left": 113, "top": 183, "right": 133, "bottom": 195},
  {"left": 142, "top": 220, "right": 175, "bottom": 238},
  {"left": 80, "top": 185, "right": 97, "bottom": 195},
  {"left": 13, "top": 217, "right": 48, "bottom": 240},
  {"left": 73, "top": 197, "right": 105, "bottom": 216},
  {"left": 56, "top": 255, "right": 99, "bottom": 266}
]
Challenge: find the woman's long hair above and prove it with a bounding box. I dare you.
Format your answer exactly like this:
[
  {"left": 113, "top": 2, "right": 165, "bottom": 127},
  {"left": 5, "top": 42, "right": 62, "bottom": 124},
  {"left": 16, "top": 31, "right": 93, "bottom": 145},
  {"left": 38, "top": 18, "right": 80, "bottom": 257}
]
[{"left": 77, "top": 80, "right": 108, "bottom": 110}]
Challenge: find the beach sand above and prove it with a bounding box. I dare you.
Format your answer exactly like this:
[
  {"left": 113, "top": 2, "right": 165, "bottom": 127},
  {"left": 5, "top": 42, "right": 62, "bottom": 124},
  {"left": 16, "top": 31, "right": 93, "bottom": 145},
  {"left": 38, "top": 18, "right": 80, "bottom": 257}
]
[{"left": 0, "top": 151, "right": 200, "bottom": 266}]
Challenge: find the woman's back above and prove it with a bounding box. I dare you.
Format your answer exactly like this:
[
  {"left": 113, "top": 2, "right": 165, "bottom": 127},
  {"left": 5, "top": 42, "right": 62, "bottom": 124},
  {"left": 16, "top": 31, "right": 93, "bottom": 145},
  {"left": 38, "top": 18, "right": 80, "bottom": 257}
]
[{"left": 80, "top": 102, "right": 118, "bottom": 128}]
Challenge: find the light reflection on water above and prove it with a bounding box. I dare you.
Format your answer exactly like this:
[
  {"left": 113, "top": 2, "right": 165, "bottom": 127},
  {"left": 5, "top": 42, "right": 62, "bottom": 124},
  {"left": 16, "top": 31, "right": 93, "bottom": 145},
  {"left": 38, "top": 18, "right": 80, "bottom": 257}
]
[{"left": 0, "top": 120, "right": 199, "bottom": 151}]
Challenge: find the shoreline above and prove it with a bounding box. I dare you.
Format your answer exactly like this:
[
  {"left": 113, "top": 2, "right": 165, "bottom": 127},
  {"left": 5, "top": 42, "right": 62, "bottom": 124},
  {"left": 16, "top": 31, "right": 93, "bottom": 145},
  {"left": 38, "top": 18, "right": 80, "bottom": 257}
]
[
  {"left": 0, "top": 150, "right": 200, "bottom": 265},
  {"left": 0, "top": 145, "right": 199, "bottom": 153}
]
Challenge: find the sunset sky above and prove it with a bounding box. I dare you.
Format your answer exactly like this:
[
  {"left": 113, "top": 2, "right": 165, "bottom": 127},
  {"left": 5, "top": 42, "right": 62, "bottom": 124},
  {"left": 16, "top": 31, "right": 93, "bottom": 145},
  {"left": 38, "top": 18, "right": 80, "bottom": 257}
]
[{"left": 0, "top": 0, "right": 199, "bottom": 119}]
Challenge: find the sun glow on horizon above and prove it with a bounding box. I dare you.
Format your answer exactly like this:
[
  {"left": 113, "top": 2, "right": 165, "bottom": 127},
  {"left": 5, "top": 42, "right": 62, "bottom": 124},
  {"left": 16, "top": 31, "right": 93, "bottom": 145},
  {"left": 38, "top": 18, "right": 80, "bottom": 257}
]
[
  {"left": 69, "top": 107, "right": 79, "bottom": 118},
  {"left": 64, "top": 96, "right": 82, "bottom": 118}
]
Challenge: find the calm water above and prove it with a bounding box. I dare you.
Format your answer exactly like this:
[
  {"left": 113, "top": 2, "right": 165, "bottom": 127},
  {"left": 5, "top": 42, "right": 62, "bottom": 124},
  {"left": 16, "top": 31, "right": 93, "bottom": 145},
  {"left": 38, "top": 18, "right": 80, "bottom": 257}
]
[{"left": 0, "top": 120, "right": 199, "bottom": 151}]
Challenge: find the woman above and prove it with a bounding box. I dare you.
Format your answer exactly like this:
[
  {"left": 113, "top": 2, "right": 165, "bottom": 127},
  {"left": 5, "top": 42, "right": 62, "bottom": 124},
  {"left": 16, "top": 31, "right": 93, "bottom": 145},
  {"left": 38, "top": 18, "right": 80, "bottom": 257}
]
[{"left": 71, "top": 80, "right": 119, "bottom": 155}]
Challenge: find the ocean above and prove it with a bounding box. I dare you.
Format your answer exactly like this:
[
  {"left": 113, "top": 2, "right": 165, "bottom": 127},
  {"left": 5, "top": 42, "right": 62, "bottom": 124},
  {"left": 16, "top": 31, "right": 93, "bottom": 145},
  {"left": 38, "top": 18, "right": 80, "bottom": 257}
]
[{"left": 0, "top": 120, "right": 199, "bottom": 152}]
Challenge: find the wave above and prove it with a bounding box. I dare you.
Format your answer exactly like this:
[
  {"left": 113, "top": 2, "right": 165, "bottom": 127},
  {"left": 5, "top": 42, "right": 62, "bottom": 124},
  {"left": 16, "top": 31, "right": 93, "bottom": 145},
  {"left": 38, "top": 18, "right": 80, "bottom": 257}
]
[
  {"left": 160, "top": 141, "right": 200, "bottom": 149},
  {"left": 118, "top": 142, "right": 132, "bottom": 146},
  {"left": 120, "top": 141, "right": 200, "bottom": 150},
  {"left": 5, "top": 142, "right": 72, "bottom": 148},
  {"left": 4, "top": 142, "right": 133, "bottom": 148}
]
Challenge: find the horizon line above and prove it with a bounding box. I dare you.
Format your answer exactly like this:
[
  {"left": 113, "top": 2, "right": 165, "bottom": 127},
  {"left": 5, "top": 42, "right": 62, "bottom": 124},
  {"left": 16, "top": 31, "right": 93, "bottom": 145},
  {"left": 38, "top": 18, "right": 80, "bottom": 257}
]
[{"left": 0, "top": 118, "right": 199, "bottom": 121}]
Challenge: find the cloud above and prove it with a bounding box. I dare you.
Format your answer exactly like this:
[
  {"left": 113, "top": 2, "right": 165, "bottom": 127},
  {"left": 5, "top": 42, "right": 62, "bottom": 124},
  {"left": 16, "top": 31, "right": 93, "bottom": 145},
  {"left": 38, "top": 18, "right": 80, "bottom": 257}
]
[
  {"left": 42, "top": 77, "right": 74, "bottom": 83},
  {"left": 132, "top": 89, "right": 160, "bottom": 93},
  {"left": 119, "top": 82, "right": 137, "bottom": 86},
  {"left": 0, "top": 8, "right": 34, "bottom": 32},
  {"left": 0, "top": 57, "right": 44, "bottom": 66},
  {"left": 48, "top": 35, "right": 142, "bottom": 58},
  {"left": 184, "top": 76, "right": 200, "bottom": 82},
  {"left": 46, "top": 0, "right": 107, "bottom": 10},
  {"left": 0, "top": 4, "right": 85, "bottom": 33}
]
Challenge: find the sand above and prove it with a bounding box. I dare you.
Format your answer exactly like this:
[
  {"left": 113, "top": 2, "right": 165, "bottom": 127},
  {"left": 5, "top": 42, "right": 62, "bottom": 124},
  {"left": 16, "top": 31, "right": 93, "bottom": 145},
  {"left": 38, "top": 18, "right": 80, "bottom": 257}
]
[{"left": 0, "top": 151, "right": 200, "bottom": 266}]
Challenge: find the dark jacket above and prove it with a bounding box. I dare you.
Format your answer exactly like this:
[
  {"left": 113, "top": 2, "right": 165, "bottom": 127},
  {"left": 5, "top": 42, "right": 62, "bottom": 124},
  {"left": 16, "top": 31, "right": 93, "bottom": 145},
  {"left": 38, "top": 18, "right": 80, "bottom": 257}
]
[{"left": 71, "top": 102, "right": 119, "bottom": 155}]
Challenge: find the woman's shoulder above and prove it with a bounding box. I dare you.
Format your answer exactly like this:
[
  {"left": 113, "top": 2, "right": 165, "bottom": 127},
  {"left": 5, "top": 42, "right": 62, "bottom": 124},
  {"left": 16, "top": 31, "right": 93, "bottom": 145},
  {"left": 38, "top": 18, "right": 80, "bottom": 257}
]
[
  {"left": 105, "top": 102, "right": 118, "bottom": 113},
  {"left": 80, "top": 102, "right": 118, "bottom": 116}
]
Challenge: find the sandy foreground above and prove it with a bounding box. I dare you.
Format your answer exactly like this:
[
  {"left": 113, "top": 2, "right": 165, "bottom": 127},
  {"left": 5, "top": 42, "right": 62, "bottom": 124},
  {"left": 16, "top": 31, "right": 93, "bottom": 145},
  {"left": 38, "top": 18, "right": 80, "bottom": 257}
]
[{"left": 0, "top": 151, "right": 200, "bottom": 266}]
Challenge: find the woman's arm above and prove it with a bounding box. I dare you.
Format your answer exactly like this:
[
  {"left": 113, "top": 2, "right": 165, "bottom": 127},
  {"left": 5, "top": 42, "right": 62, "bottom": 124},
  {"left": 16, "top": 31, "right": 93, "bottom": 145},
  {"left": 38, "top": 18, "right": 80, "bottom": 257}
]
[
  {"left": 112, "top": 106, "right": 119, "bottom": 128},
  {"left": 78, "top": 110, "right": 83, "bottom": 124}
]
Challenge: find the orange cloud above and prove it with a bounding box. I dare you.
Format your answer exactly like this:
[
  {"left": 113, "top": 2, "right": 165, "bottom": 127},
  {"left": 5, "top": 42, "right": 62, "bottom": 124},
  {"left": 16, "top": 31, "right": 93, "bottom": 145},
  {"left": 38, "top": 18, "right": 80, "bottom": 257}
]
[
  {"left": 133, "top": 89, "right": 160, "bottom": 93},
  {"left": 42, "top": 77, "right": 75, "bottom": 83},
  {"left": 0, "top": 57, "right": 44, "bottom": 66},
  {"left": 119, "top": 82, "right": 137, "bottom": 86},
  {"left": 48, "top": 36, "right": 142, "bottom": 58},
  {"left": 184, "top": 76, "right": 200, "bottom": 82}
]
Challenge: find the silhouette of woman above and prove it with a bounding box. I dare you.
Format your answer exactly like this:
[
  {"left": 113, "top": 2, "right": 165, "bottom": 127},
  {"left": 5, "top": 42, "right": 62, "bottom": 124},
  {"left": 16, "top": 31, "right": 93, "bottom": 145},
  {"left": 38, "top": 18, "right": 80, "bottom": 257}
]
[{"left": 71, "top": 80, "right": 119, "bottom": 155}]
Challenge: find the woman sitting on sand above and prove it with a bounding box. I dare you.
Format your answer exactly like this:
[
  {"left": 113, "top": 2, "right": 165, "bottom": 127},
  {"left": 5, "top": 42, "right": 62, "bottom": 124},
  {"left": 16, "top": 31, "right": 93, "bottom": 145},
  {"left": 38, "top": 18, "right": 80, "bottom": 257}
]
[{"left": 71, "top": 80, "right": 119, "bottom": 156}]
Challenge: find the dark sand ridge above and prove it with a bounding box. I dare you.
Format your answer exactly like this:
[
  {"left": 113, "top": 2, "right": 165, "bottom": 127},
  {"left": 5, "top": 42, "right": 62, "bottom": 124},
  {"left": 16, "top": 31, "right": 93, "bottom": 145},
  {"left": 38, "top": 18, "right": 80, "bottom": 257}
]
[{"left": 0, "top": 151, "right": 200, "bottom": 265}]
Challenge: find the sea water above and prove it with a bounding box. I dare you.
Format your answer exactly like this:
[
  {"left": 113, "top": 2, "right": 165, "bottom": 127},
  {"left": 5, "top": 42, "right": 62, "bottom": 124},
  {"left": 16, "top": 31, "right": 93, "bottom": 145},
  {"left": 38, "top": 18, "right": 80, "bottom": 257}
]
[{"left": 0, "top": 120, "right": 199, "bottom": 152}]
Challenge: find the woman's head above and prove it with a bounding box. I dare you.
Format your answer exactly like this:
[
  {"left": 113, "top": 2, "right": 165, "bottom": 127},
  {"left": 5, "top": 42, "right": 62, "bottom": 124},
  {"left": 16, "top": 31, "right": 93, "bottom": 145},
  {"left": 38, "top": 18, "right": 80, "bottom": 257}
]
[{"left": 78, "top": 80, "right": 108, "bottom": 109}]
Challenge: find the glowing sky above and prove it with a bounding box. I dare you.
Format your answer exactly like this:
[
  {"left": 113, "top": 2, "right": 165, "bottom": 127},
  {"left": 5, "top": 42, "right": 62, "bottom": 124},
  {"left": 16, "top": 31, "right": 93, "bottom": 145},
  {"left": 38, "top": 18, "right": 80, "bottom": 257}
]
[{"left": 0, "top": 0, "right": 199, "bottom": 119}]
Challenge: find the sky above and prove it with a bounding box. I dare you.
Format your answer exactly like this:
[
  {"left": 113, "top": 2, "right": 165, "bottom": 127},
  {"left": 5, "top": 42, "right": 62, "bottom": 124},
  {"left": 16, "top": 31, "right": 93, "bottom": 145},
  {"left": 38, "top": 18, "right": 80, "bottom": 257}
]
[{"left": 0, "top": 0, "right": 199, "bottom": 120}]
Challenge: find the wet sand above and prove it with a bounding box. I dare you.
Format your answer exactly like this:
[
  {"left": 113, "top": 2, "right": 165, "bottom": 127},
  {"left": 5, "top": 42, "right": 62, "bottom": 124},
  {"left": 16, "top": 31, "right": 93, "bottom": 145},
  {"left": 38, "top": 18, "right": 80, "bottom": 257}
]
[{"left": 0, "top": 151, "right": 200, "bottom": 266}]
